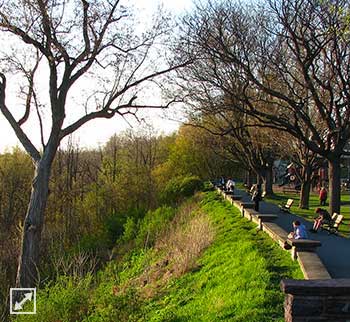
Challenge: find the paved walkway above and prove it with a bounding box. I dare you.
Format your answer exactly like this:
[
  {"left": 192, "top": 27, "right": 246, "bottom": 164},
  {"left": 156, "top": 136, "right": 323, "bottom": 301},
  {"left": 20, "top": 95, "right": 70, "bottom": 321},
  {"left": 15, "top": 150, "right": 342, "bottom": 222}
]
[{"left": 237, "top": 189, "right": 350, "bottom": 278}]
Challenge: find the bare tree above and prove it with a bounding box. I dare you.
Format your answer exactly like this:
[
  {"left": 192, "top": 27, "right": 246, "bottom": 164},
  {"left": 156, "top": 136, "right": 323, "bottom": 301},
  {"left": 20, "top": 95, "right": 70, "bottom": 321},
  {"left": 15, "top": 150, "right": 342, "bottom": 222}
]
[
  {"left": 179, "top": 0, "right": 350, "bottom": 214},
  {"left": 194, "top": 109, "right": 276, "bottom": 195},
  {"left": 0, "top": 0, "right": 188, "bottom": 287},
  {"left": 274, "top": 131, "right": 322, "bottom": 209}
]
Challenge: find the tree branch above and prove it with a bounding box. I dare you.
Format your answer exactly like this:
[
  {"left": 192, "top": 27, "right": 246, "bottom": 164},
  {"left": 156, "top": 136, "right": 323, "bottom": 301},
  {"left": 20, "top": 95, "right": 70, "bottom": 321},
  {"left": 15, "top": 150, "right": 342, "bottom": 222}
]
[{"left": 0, "top": 73, "right": 41, "bottom": 162}]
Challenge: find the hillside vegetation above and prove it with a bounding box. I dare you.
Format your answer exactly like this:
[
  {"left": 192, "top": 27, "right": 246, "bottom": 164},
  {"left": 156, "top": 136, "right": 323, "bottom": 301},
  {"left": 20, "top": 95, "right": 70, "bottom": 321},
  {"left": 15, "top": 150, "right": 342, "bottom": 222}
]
[{"left": 13, "top": 191, "right": 302, "bottom": 322}]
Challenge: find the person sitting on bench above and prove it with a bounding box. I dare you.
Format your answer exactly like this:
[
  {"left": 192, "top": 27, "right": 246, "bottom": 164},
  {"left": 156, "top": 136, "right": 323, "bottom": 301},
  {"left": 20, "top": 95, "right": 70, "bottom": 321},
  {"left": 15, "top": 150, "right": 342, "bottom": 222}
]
[
  {"left": 226, "top": 178, "right": 235, "bottom": 193},
  {"left": 284, "top": 220, "right": 308, "bottom": 249},
  {"left": 310, "top": 208, "right": 331, "bottom": 233},
  {"left": 288, "top": 220, "right": 308, "bottom": 239}
]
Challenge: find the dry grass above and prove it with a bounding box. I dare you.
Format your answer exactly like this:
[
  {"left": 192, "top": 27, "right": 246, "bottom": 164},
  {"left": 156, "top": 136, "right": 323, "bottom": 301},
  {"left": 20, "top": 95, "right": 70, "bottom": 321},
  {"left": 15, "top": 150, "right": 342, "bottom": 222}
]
[
  {"left": 133, "top": 200, "right": 215, "bottom": 298},
  {"left": 51, "top": 250, "right": 98, "bottom": 278},
  {"left": 157, "top": 211, "right": 214, "bottom": 275}
]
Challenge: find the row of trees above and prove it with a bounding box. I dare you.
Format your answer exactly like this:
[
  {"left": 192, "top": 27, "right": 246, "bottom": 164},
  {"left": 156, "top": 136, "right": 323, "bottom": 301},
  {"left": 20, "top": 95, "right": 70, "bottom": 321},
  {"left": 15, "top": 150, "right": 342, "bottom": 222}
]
[
  {"left": 176, "top": 0, "right": 350, "bottom": 214},
  {"left": 1, "top": 0, "right": 349, "bottom": 289}
]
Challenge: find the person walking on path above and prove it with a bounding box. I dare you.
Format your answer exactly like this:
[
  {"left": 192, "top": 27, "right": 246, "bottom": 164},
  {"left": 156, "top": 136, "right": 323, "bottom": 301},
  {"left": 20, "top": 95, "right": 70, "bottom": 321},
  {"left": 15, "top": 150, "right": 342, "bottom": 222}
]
[
  {"left": 319, "top": 187, "right": 328, "bottom": 206},
  {"left": 251, "top": 183, "right": 262, "bottom": 211},
  {"left": 310, "top": 207, "right": 332, "bottom": 233}
]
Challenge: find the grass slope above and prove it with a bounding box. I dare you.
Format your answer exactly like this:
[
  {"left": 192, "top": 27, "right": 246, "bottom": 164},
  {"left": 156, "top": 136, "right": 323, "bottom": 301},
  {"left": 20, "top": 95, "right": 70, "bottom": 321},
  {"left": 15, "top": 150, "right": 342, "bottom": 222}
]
[
  {"left": 142, "top": 192, "right": 302, "bottom": 322},
  {"left": 13, "top": 191, "right": 302, "bottom": 322}
]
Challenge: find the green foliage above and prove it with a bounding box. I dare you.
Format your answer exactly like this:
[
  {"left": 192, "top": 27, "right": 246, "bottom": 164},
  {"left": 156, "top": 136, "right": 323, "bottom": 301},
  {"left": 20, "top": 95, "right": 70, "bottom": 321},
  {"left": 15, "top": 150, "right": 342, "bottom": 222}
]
[
  {"left": 121, "top": 217, "right": 138, "bottom": 243},
  {"left": 180, "top": 176, "right": 204, "bottom": 196},
  {"left": 76, "top": 233, "right": 111, "bottom": 253},
  {"left": 12, "top": 275, "right": 92, "bottom": 322},
  {"left": 136, "top": 206, "right": 176, "bottom": 248},
  {"left": 140, "top": 192, "right": 302, "bottom": 321},
  {"left": 103, "top": 214, "right": 127, "bottom": 244},
  {"left": 13, "top": 192, "right": 302, "bottom": 322},
  {"left": 162, "top": 176, "right": 203, "bottom": 204}
]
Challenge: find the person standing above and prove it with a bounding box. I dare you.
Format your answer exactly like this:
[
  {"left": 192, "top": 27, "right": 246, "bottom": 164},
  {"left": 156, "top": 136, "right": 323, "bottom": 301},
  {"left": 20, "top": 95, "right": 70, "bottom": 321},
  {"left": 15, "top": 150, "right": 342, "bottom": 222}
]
[
  {"left": 251, "top": 183, "right": 262, "bottom": 211},
  {"left": 319, "top": 187, "right": 327, "bottom": 206}
]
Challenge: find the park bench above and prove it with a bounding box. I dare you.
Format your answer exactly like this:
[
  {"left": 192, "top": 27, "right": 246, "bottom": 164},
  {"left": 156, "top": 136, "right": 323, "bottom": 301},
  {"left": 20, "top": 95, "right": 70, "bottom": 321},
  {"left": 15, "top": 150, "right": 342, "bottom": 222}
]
[
  {"left": 279, "top": 198, "right": 294, "bottom": 213},
  {"left": 321, "top": 213, "right": 343, "bottom": 235},
  {"left": 247, "top": 185, "right": 255, "bottom": 195}
]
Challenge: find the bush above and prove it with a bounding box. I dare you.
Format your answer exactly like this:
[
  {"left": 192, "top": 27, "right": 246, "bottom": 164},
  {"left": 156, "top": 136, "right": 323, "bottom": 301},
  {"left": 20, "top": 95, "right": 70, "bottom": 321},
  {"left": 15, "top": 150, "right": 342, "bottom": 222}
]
[
  {"left": 121, "top": 217, "right": 138, "bottom": 243},
  {"left": 179, "top": 176, "right": 203, "bottom": 197},
  {"left": 136, "top": 206, "right": 175, "bottom": 248},
  {"left": 162, "top": 176, "right": 203, "bottom": 204},
  {"left": 12, "top": 275, "right": 92, "bottom": 322}
]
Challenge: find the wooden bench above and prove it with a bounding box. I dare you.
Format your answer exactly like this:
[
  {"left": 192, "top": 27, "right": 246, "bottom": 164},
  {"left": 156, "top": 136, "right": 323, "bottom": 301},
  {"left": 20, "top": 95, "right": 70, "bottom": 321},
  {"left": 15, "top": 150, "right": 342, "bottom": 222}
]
[
  {"left": 247, "top": 185, "right": 255, "bottom": 195},
  {"left": 321, "top": 213, "right": 344, "bottom": 235},
  {"left": 279, "top": 198, "right": 294, "bottom": 213}
]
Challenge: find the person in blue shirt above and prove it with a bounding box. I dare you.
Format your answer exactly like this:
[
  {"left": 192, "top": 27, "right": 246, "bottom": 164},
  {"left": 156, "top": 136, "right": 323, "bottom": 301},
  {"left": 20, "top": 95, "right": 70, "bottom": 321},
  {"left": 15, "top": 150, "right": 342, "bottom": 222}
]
[
  {"left": 284, "top": 220, "right": 308, "bottom": 250},
  {"left": 288, "top": 220, "right": 308, "bottom": 239}
]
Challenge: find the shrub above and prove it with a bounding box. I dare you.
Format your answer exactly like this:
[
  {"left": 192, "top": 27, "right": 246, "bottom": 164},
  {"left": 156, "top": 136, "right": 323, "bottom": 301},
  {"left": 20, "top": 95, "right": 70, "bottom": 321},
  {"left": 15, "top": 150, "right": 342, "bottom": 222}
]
[
  {"left": 12, "top": 275, "right": 92, "bottom": 322},
  {"left": 179, "top": 176, "right": 203, "bottom": 197},
  {"left": 136, "top": 206, "right": 175, "bottom": 248},
  {"left": 121, "top": 217, "right": 138, "bottom": 243},
  {"left": 162, "top": 176, "right": 203, "bottom": 204}
]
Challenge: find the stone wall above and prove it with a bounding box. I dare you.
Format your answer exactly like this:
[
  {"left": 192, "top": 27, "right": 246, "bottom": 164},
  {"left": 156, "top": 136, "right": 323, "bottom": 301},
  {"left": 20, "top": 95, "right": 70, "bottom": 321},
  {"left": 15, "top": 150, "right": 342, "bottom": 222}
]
[{"left": 281, "top": 279, "right": 350, "bottom": 322}]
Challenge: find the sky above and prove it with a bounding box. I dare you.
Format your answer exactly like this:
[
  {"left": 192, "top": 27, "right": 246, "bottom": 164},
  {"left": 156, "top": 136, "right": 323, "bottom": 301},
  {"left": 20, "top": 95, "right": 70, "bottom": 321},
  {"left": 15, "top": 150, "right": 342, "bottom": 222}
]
[{"left": 0, "top": 0, "right": 193, "bottom": 153}]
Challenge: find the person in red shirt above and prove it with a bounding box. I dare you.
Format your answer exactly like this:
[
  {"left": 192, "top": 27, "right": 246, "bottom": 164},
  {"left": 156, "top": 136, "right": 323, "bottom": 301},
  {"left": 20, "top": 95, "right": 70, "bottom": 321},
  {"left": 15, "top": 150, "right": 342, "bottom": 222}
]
[{"left": 319, "top": 187, "right": 327, "bottom": 206}]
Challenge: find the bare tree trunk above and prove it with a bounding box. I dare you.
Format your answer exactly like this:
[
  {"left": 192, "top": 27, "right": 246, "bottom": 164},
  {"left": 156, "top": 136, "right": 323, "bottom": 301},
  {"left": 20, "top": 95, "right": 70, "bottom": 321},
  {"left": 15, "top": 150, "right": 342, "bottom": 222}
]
[
  {"left": 16, "top": 161, "right": 51, "bottom": 287},
  {"left": 328, "top": 158, "right": 341, "bottom": 215},
  {"left": 264, "top": 165, "right": 274, "bottom": 196},
  {"left": 245, "top": 169, "right": 253, "bottom": 187},
  {"left": 299, "top": 164, "right": 312, "bottom": 209},
  {"left": 299, "top": 181, "right": 311, "bottom": 209},
  {"left": 257, "top": 171, "right": 264, "bottom": 185}
]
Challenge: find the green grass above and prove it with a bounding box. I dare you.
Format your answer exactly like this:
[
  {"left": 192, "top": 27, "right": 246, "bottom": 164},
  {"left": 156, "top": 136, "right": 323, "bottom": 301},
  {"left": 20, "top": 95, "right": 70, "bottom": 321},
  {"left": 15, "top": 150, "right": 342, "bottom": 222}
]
[
  {"left": 236, "top": 183, "right": 350, "bottom": 236},
  {"left": 13, "top": 192, "right": 302, "bottom": 322},
  {"left": 141, "top": 192, "right": 303, "bottom": 322},
  {"left": 267, "top": 190, "right": 349, "bottom": 236}
]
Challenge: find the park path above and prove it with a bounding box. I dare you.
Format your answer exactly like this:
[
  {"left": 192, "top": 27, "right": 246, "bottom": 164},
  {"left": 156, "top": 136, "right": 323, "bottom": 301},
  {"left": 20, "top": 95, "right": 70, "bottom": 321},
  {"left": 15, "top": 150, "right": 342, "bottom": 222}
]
[{"left": 237, "top": 189, "right": 350, "bottom": 278}]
